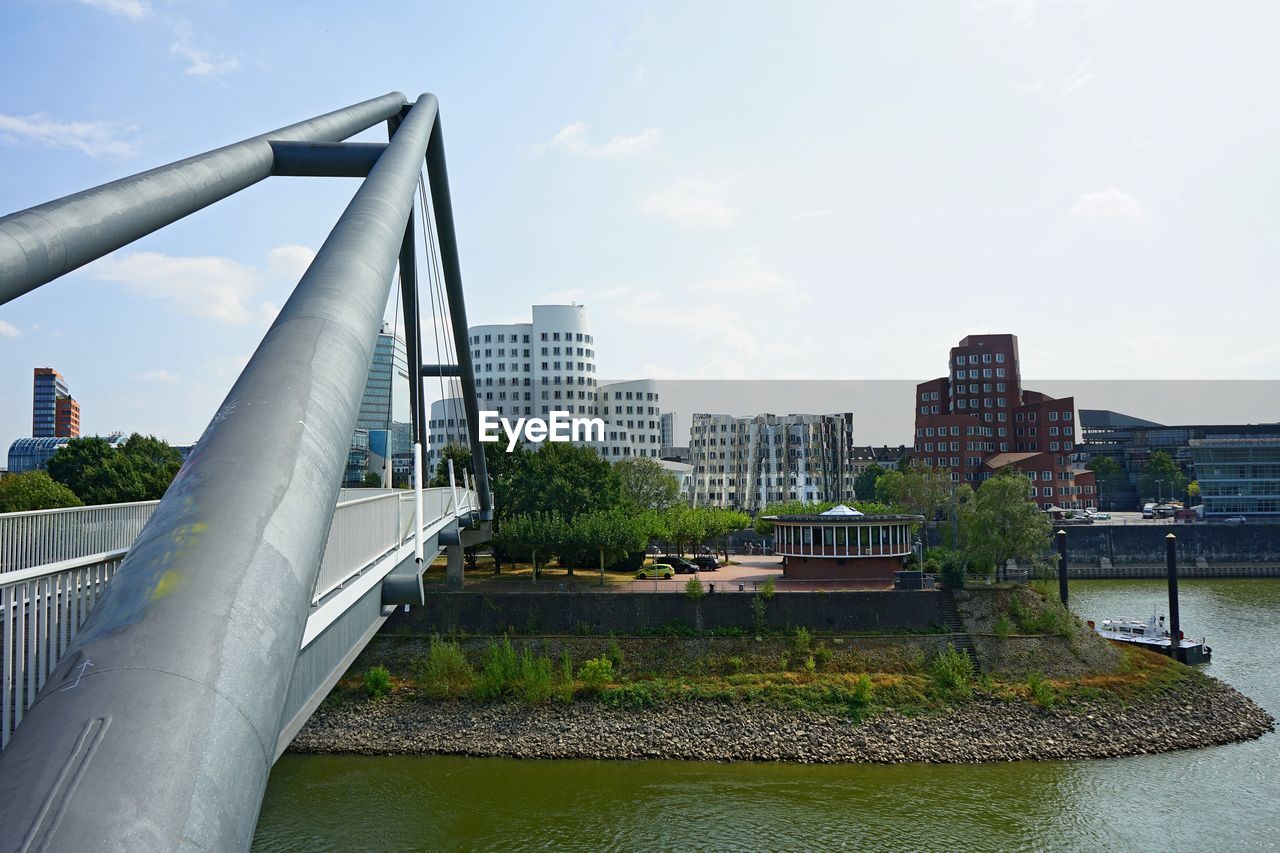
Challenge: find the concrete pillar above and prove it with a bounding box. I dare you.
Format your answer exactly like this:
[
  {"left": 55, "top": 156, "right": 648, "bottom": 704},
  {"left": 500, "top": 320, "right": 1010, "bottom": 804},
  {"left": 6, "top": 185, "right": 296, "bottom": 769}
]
[{"left": 447, "top": 543, "right": 464, "bottom": 591}]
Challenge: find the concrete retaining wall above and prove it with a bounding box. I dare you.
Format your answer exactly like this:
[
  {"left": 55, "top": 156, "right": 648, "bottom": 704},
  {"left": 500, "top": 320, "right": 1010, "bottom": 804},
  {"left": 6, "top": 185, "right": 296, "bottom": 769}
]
[
  {"left": 928, "top": 523, "right": 1280, "bottom": 565},
  {"left": 384, "top": 590, "right": 944, "bottom": 636}
]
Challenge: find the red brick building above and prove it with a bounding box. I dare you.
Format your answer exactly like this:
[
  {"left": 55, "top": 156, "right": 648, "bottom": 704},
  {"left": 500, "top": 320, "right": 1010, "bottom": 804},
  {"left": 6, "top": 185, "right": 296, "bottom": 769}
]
[{"left": 914, "top": 334, "right": 1095, "bottom": 510}]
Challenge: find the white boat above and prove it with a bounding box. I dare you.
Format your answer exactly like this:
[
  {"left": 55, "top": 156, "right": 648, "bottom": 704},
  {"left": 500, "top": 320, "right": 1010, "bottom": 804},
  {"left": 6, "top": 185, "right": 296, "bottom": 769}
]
[{"left": 1091, "top": 613, "right": 1212, "bottom": 664}]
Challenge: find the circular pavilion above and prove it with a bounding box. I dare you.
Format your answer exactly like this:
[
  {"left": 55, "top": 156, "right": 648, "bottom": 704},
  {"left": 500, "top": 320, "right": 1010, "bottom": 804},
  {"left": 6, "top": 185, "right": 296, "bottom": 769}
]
[{"left": 766, "top": 505, "right": 925, "bottom": 581}]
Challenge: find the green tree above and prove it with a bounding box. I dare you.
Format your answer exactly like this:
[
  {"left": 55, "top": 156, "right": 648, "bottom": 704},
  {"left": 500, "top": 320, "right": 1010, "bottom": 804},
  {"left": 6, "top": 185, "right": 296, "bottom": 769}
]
[
  {"left": 1137, "top": 450, "right": 1187, "bottom": 503},
  {"left": 362, "top": 470, "right": 383, "bottom": 487},
  {"left": 875, "top": 466, "right": 953, "bottom": 521},
  {"left": 959, "top": 470, "right": 1050, "bottom": 578},
  {"left": 1087, "top": 456, "right": 1128, "bottom": 501},
  {"left": 1187, "top": 480, "right": 1200, "bottom": 506},
  {"left": 506, "top": 441, "right": 620, "bottom": 523},
  {"left": 0, "top": 471, "right": 84, "bottom": 512},
  {"left": 699, "top": 507, "right": 750, "bottom": 559},
  {"left": 615, "top": 457, "right": 680, "bottom": 511},
  {"left": 566, "top": 508, "right": 650, "bottom": 585},
  {"left": 47, "top": 434, "right": 182, "bottom": 505},
  {"left": 854, "top": 464, "right": 886, "bottom": 502},
  {"left": 493, "top": 511, "right": 568, "bottom": 582}
]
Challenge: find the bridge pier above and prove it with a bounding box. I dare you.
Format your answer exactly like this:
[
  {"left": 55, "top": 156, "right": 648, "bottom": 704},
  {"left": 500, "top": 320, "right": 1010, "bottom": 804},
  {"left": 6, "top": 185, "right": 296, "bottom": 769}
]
[{"left": 447, "top": 544, "right": 465, "bottom": 591}]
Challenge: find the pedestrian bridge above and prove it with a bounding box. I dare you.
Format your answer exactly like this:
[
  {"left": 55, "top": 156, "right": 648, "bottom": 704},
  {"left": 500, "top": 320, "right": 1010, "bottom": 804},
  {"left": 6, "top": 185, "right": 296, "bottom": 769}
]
[
  {"left": 0, "top": 487, "right": 478, "bottom": 754},
  {"left": 0, "top": 91, "right": 495, "bottom": 850}
]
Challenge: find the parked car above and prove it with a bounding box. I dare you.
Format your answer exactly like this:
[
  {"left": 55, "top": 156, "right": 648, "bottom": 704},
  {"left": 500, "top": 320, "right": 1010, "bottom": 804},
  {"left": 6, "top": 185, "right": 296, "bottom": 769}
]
[
  {"left": 636, "top": 563, "right": 675, "bottom": 579},
  {"left": 663, "top": 556, "right": 699, "bottom": 574},
  {"left": 692, "top": 555, "right": 720, "bottom": 571},
  {"left": 1222, "top": 515, "right": 1247, "bottom": 524},
  {"left": 1093, "top": 512, "right": 1112, "bottom": 521}
]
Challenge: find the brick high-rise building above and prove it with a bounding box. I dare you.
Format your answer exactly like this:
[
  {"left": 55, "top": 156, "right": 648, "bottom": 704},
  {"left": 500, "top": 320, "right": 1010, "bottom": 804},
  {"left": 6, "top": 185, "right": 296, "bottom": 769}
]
[
  {"left": 913, "top": 335, "right": 1095, "bottom": 510},
  {"left": 33, "top": 367, "right": 80, "bottom": 438}
]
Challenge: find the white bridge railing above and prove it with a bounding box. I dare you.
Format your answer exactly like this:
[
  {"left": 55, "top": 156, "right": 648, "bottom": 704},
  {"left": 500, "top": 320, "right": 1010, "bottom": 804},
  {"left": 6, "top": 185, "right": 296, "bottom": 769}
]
[{"left": 1, "top": 486, "right": 476, "bottom": 748}]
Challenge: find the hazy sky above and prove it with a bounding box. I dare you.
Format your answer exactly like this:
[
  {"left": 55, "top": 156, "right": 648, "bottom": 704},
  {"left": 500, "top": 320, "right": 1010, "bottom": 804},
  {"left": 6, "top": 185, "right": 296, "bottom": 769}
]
[{"left": 3, "top": 1, "right": 1279, "bottom": 451}]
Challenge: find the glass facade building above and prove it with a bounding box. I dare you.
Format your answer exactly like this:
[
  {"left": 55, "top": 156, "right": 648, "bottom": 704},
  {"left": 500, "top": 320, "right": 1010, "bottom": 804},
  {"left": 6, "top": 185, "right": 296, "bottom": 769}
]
[
  {"left": 7, "top": 434, "right": 127, "bottom": 473},
  {"left": 346, "top": 324, "right": 412, "bottom": 487},
  {"left": 33, "top": 368, "right": 75, "bottom": 438},
  {"left": 1190, "top": 435, "right": 1280, "bottom": 516}
]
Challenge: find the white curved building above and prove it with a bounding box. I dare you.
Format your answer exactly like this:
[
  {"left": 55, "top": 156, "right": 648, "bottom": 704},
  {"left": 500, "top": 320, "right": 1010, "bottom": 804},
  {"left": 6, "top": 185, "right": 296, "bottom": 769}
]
[{"left": 426, "top": 304, "right": 662, "bottom": 470}]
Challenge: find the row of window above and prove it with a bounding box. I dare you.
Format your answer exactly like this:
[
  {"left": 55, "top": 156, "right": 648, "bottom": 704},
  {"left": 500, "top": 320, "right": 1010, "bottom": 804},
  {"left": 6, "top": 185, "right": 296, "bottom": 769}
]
[
  {"left": 469, "top": 331, "right": 596, "bottom": 345},
  {"left": 954, "top": 352, "right": 1007, "bottom": 365}
]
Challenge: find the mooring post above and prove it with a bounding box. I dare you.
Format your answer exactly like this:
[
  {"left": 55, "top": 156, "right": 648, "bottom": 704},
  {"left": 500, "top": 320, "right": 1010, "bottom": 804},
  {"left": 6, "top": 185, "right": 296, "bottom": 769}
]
[
  {"left": 1056, "top": 528, "right": 1069, "bottom": 606},
  {"left": 1166, "top": 532, "right": 1183, "bottom": 663}
]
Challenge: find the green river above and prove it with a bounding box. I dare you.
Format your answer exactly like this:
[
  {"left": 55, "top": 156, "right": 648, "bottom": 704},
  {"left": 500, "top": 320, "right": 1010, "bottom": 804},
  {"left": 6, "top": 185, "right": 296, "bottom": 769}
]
[{"left": 253, "top": 580, "right": 1280, "bottom": 851}]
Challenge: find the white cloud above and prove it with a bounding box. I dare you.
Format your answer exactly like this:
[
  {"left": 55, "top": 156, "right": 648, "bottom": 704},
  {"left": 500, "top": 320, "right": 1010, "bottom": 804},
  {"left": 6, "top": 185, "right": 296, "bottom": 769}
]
[
  {"left": 695, "top": 253, "right": 805, "bottom": 302},
  {"left": 542, "top": 122, "right": 662, "bottom": 158},
  {"left": 170, "top": 37, "right": 238, "bottom": 77},
  {"left": 133, "top": 369, "right": 179, "bottom": 383},
  {"left": 1069, "top": 187, "right": 1147, "bottom": 225},
  {"left": 0, "top": 319, "right": 21, "bottom": 337},
  {"left": 75, "top": 0, "right": 149, "bottom": 18},
  {"left": 90, "top": 244, "right": 314, "bottom": 324},
  {"left": 0, "top": 112, "right": 137, "bottom": 158},
  {"left": 640, "top": 177, "right": 738, "bottom": 231},
  {"left": 1061, "top": 56, "right": 1095, "bottom": 96}
]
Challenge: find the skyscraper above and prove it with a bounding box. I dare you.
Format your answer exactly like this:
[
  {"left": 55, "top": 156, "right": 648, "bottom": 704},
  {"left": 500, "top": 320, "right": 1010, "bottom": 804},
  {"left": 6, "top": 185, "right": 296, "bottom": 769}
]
[
  {"left": 32, "top": 367, "right": 79, "bottom": 438},
  {"left": 346, "top": 323, "right": 412, "bottom": 486}
]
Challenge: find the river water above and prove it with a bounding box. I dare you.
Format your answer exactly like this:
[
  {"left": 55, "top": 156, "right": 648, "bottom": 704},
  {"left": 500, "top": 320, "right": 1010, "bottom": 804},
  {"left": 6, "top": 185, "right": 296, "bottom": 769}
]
[{"left": 254, "top": 580, "right": 1280, "bottom": 851}]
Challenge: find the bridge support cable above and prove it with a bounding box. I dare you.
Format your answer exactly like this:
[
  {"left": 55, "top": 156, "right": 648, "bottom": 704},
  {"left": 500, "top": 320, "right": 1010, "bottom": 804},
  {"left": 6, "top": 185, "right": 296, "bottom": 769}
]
[
  {"left": 0, "top": 93, "right": 408, "bottom": 305},
  {"left": 423, "top": 119, "right": 493, "bottom": 521},
  {"left": 0, "top": 93, "right": 444, "bottom": 851}
]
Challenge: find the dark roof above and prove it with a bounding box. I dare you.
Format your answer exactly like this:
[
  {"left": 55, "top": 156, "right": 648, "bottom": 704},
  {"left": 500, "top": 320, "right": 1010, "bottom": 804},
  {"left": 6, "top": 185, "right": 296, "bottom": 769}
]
[{"left": 1079, "top": 409, "right": 1165, "bottom": 429}]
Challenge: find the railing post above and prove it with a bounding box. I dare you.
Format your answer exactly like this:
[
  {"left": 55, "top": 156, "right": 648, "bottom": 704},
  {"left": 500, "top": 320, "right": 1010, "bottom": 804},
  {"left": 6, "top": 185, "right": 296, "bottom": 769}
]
[{"left": 414, "top": 442, "right": 424, "bottom": 564}]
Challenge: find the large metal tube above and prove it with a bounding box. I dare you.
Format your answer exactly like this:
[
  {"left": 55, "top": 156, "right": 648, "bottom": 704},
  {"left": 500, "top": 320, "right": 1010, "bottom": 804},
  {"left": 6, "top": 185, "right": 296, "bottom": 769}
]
[
  {"left": 0, "top": 94, "right": 439, "bottom": 851},
  {"left": 0, "top": 92, "right": 407, "bottom": 305},
  {"left": 424, "top": 114, "right": 493, "bottom": 520}
]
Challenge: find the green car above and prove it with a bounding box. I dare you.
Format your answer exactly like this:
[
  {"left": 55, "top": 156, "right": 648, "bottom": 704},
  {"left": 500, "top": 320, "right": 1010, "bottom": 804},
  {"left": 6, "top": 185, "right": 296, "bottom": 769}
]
[{"left": 636, "top": 563, "right": 675, "bottom": 579}]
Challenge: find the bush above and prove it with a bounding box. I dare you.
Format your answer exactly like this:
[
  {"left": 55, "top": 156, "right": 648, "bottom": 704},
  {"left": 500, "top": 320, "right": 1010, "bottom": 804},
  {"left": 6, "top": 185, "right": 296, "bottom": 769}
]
[
  {"left": 474, "top": 637, "right": 554, "bottom": 703},
  {"left": 802, "top": 655, "right": 817, "bottom": 675},
  {"left": 1027, "top": 672, "right": 1055, "bottom": 708},
  {"left": 684, "top": 577, "right": 705, "bottom": 601},
  {"left": 579, "top": 656, "right": 615, "bottom": 692},
  {"left": 791, "top": 626, "right": 813, "bottom": 658},
  {"left": 813, "top": 643, "right": 833, "bottom": 669},
  {"left": 417, "top": 637, "right": 475, "bottom": 699},
  {"left": 939, "top": 550, "right": 969, "bottom": 589},
  {"left": 930, "top": 645, "right": 975, "bottom": 699},
  {"left": 993, "top": 615, "right": 1013, "bottom": 639},
  {"left": 363, "top": 665, "right": 392, "bottom": 698},
  {"left": 760, "top": 576, "right": 776, "bottom": 599},
  {"left": 606, "top": 637, "right": 625, "bottom": 672},
  {"left": 851, "top": 673, "right": 874, "bottom": 706},
  {"left": 725, "top": 655, "right": 745, "bottom": 674}
]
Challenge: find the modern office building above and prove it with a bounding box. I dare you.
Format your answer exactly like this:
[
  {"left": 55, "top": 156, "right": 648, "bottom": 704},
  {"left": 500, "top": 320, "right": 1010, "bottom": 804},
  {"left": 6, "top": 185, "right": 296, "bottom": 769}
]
[
  {"left": 913, "top": 334, "right": 1092, "bottom": 510},
  {"left": 660, "top": 413, "right": 675, "bottom": 448},
  {"left": 1188, "top": 434, "right": 1280, "bottom": 517},
  {"left": 688, "top": 412, "right": 856, "bottom": 511},
  {"left": 1081, "top": 410, "right": 1280, "bottom": 509},
  {"left": 347, "top": 323, "right": 412, "bottom": 486},
  {"left": 425, "top": 304, "right": 663, "bottom": 470},
  {"left": 33, "top": 368, "right": 79, "bottom": 438}
]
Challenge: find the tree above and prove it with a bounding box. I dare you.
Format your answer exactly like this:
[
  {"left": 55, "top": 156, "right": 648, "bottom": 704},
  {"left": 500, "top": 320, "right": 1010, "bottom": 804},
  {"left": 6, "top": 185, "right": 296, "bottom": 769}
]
[
  {"left": 1187, "top": 480, "right": 1201, "bottom": 506},
  {"left": 875, "top": 466, "right": 953, "bottom": 521},
  {"left": 959, "top": 470, "right": 1050, "bottom": 578},
  {"left": 1137, "top": 450, "right": 1187, "bottom": 503},
  {"left": 699, "top": 507, "right": 751, "bottom": 560},
  {"left": 493, "top": 511, "right": 567, "bottom": 582},
  {"left": 565, "top": 508, "right": 650, "bottom": 585},
  {"left": 506, "top": 441, "right": 619, "bottom": 523},
  {"left": 616, "top": 457, "right": 680, "bottom": 511},
  {"left": 47, "top": 434, "right": 182, "bottom": 505},
  {"left": 0, "top": 471, "right": 84, "bottom": 512},
  {"left": 1087, "top": 456, "right": 1128, "bottom": 501},
  {"left": 362, "top": 470, "right": 383, "bottom": 488},
  {"left": 854, "top": 464, "right": 886, "bottom": 502}
]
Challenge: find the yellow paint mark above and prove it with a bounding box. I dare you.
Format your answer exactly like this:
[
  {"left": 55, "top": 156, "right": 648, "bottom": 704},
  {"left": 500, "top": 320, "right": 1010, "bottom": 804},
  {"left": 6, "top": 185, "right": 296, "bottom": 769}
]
[{"left": 151, "top": 570, "right": 184, "bottom": 601}]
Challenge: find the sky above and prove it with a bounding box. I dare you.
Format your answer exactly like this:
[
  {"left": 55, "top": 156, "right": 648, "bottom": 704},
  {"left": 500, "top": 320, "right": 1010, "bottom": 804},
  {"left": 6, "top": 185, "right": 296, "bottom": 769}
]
[{"left": 3, "top": 0, "right": 1280, "bottom": 450}]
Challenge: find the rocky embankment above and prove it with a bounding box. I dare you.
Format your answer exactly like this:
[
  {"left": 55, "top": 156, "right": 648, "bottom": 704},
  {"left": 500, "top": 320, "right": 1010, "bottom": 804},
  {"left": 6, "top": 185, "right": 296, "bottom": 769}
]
[{"left": 292, "top": 677, "right": 1273, "bottom": 764}]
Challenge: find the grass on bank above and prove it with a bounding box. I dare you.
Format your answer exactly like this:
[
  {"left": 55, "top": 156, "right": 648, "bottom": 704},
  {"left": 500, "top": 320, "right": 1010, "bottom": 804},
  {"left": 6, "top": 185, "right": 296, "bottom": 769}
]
[{"left": 337, "top": 630, "right": 1199, "bottom": 722}]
